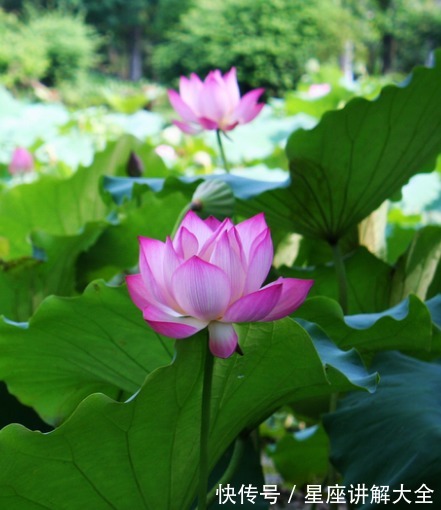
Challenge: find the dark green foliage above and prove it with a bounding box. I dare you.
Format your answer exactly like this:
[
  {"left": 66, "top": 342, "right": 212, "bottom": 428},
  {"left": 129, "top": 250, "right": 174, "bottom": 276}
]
[
  {"left": 153, "top": 0, "right": 349, "bottom": 96},
  {"left": 0, "top": 9, "right": 48, "bottom": 88},
  {"left": 394, "top": 2, "right": 441, "bottom": 72},
  {"left": 27, "top": 11, "right": 100, "bottom": 86},
  {"left": 325, "top": 352, "right": 441, "bottom": 508}
]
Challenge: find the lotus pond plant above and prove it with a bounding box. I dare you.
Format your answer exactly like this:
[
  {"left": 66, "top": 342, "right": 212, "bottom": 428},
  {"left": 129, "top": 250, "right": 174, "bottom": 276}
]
[
  {"left": 0, "top": 56, "right": 440, "bottom": 510},
  {"left": 126, "top": 210, "right": 313, "bottom": 358},
  {"left": 126, "top": 209, "right": 313, "bottom": 508}
]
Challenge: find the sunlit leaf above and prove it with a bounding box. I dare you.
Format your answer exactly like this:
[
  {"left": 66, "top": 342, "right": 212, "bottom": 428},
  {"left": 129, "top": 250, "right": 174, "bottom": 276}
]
[
  {"left": 0, "top": 281, "right": 173, "bottom": 425},
  {"left": 0, "top": 223, "right": 104, "bottom": 321}
]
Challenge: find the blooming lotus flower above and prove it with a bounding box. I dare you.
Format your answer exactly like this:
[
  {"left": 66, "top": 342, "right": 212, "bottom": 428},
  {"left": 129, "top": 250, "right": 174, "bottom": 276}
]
[
  {"left": 126, "top": 212, "right": 313, "bottom": 358},
  {"left": 8, "top": 147, "right": 34, "bottom": 175},
  {"left": 168, "top": 67, "right": 264, "bottom": 134}
]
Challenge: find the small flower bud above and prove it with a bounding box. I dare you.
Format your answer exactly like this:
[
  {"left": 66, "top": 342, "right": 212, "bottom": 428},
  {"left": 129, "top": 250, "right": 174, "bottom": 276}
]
[
  {"left": 127, "top": 151, "right": 144, "bottom": 177},
  {"left": 8, "top": 147, "right": 34, "bottom": 175},
  {"left": 191, "top": 179, "right": 235, "bottom": 219}
]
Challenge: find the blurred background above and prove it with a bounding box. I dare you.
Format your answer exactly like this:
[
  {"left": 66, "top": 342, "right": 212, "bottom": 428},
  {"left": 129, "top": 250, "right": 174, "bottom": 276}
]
[
  {"left": 1, "top": 0, "right": 441, "bottom": 102},
  {"left": 1, "top": 0, "right": 440, "bottom": 216}
]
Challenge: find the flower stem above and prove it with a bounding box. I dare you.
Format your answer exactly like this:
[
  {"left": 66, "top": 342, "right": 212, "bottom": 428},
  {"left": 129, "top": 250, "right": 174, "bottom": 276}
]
[
  {"left": 206, "top": 435, "right": 246, "bottom": 507},
  {"left": 171, "top": 203, "right": 191, "bottom": 238},
  {"left": 330, "top": 241, "right": 348, "bottom": 315},
  {"left": 198, "top": 337, "right": 215, "bottom": 510},
  {"left": 216, "top": 130, "right": 230, "bottom": 174}
]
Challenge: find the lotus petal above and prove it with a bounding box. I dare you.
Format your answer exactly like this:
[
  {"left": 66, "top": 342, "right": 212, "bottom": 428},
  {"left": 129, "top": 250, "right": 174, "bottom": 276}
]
[{"left": 208, "top": 322, "right": 238, "bottom": 358}]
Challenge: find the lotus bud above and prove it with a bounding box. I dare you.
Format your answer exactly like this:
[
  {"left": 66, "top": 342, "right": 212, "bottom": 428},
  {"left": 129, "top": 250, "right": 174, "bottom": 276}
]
[{"left": 191, "top": 180, "right": 235, "bottom": 219}]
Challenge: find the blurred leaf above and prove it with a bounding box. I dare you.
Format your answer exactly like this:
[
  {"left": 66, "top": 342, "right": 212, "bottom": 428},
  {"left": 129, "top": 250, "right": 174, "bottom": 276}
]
[
  {"left": 0, "top": 135, "right": 167, "bottom": 260},
  {"left": 0, "top": 223, "right": 104, "bottom": 321},
  {"left": 391, "top": 226, "right": 441, "bottom": 305},
  {"left": 209, "top": 436, "right": 268, "bottom": 509},
  {"left": 203, "top": 110, "right": 316, "bottom": 164},
  {"left": 0, "top": 281, "right": 173, "bottom": 425},
  {"left": 324, "top": 352, "right": 441, "bottom": 509},
  {"left": 428, "top": 262, "right": 441, "bottom": 300},
  {"left": 270, "top": 425, "right": 329, "bottom": 486},
  {"left": 77, "top": 189, "right": 188, "bottom": 285},
  {"left": 426, "top": 294, "right": 441, "bottom": 328},
  {"left": 103, "top": 90, "right": 148, "bottom": 114},
  {"left": 92, "top": 134, "right": 160, "bottom": 177},
  {"left": 293, "top": 228, "right": 359, "bottom": 267},
  {"left": 106, "top": 111, "right": 164, "bottom": 139},
  {"left": 102, "top": 173, "right": 290, "bottom": 206},
  {"left": 0, "top": 318, "right": 376, "bottom": 509},
  {"left": 280, "top": 247, "right": 393, "bottom": 313},
  {"left": 283, "top": 226, "right": 441, "bottom": 315},
  {"left": 284, "top": 85, "right": 352, "bottom": 118},
  {"left": 0, "top": 170, "right": 108, "bottom": 259},
  {"left": 426, "top": 294, "right": 441, "bottom": 353},
  {"left": 386, "top": 224, "right": 418, "bottom": 264}
]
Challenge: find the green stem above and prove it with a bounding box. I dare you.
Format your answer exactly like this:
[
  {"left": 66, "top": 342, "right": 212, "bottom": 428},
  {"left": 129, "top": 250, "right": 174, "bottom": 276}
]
[
  {"left": 198, "top": 338, "right": 215, "bottom": 510},
  {"left": 171, "top": 203, "right": 191, "bottom": 238},
  {"left": 206, "top": 436, "right": 246, "bottom": 507},
  {"left": 327, "top": 392, "right": 339, "bottom": 510},
  {"left": 216, "top": 130, "right": 230, "bottom": 174},
  {"left": 331, "top": 241, "right": 348, "bottom": 315}
]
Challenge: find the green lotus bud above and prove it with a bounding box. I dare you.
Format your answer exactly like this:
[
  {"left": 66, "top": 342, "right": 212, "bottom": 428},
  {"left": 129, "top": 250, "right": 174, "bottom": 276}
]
[
  {"left": 191, "top": 179, "right": 235, "bottom": 219},
  {"left": 126, "top": 151, "right": 144, "bottom": 177}
]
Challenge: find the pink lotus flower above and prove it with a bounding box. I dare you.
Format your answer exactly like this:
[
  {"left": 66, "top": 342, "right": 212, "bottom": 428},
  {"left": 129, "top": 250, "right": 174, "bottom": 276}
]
[
  {"left": 8, "top": 147, "right": 34, "bottom": 175},
  {"left": 307, "top": 83, "right": 331, "bottom": 99},
  {"left": 126, "top": 212, "right": 313, "bottom": 358},
  {"left": 168, "top": 67, "right": 265, "bottom": 134}
]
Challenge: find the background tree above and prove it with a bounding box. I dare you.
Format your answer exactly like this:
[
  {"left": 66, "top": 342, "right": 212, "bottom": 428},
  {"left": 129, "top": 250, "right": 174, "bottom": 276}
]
[
  {"left": 152, "top": 0, "right": 353, "bottom": 96},
  {"left": 1, "top": 0, "right": 440, "bottom": 89}
]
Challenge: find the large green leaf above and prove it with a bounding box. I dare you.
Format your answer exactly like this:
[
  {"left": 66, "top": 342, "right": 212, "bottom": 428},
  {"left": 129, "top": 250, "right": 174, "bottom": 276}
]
[
  {"left": 242, "top": 55, "right": 441, "bottom": 243},
  {"left": 0, "top": 319, "right": 376, "bottom": 509},
  {"left": 0, "top": 281, "right": 173, "bottom": 425},
  {"left": 293, "top": 294, "right": 436, "bottom": 356},
  {"left": 324, "top": 352, "right": 441, "bottom": 509}
]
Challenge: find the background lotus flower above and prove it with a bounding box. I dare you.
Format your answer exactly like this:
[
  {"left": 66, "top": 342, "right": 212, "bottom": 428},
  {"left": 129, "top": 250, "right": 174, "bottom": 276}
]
[
  {"left": 168, "top": 67, "right": 265, "bottom": 134},
  {"left": 8, "top": 147, "right": 34, "bottom": 175},
  {"left": 127, "top": 212, "right": 313, "bottom": 358},
  {"left": 307, "top": 83, "right": 331, "bottom": 99}
]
